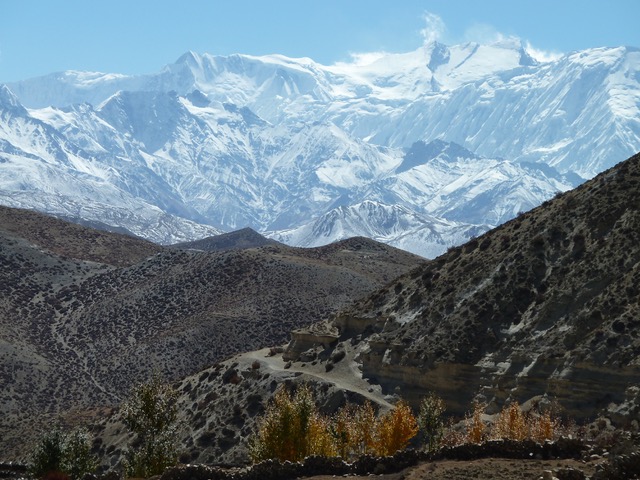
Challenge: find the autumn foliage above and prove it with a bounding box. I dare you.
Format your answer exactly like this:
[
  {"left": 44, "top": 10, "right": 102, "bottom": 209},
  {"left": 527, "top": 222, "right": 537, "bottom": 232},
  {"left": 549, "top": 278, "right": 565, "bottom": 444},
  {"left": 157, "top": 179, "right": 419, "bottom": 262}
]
[
  {"left": 373, "top": 401, "right": 419, "bottom": 456},
  {"left": 460, "top": 400, "right": 561, "bottom": 444},
  {"left": 249, "top": 385, "right": 336, "bottom": 462},
  {"left": 250, "top": 385, "right": 418, "bottom": 462},
  {"left": 250, "top": 385, "right": 563, "bottom": 463}
]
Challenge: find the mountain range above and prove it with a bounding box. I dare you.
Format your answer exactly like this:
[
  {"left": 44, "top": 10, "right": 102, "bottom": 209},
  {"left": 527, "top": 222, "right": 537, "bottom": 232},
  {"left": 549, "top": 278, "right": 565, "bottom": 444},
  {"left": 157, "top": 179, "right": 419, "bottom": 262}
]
[{"left": 2, "top": 38, "right": 638, "bottom": 256}]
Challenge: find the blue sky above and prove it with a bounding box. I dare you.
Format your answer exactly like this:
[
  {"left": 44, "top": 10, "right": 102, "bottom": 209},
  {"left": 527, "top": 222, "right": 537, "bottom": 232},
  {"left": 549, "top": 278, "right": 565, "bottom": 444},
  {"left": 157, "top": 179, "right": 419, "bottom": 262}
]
[{"left": 1, "top": 0, "right": 639, "bottom": 83}]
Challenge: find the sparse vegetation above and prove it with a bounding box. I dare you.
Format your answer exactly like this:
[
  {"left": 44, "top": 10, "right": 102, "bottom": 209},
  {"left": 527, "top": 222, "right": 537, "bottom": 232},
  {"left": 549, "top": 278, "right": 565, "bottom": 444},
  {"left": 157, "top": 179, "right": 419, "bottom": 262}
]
[
  {"left": 490, "top": 402, "right": 528, "bottom": 441},
  {"left": 465, "top": 400, "right": 487, "bottom": 444},
  {"left": 456, "top": 400, "right": 562, "bottom": 445},
  {"left": 6, "top": 152, "right": 640, "bottom": 478}
]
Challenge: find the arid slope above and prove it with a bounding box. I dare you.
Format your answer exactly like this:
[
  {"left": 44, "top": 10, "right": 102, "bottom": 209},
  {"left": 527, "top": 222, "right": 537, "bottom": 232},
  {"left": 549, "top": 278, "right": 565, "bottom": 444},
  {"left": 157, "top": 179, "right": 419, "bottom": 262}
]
[
  {"left": 0, "top": 211, "right": 422, "bottom": 459},
  {"left": 335, "top": 152, "right": 640, "bottom": 418}
]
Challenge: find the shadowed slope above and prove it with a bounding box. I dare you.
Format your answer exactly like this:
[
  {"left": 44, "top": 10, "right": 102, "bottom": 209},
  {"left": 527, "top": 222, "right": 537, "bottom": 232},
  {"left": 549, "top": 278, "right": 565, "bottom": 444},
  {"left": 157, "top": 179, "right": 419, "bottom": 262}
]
[{"left": 0, "top": 205, "right": 162, "bottom": 266}]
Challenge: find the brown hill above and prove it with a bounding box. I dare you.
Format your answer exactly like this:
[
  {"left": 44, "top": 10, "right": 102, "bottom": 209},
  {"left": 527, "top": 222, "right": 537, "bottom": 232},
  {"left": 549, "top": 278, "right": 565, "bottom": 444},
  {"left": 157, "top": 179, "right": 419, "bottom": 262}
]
[
  {"left": 331, "top": 152, "right": 640, "bottom": 419},
  {"left": 142, "top": 151, "right": 640, "bottom": 466},
  {"left": 0, "top": 205, "right": 162, "bottom": 266},
  {"left": 0, "top": 209, "right": 422, "bottom": 460},
  {"left": 170, "top": 227, "right": 281, "bottom": 251}
]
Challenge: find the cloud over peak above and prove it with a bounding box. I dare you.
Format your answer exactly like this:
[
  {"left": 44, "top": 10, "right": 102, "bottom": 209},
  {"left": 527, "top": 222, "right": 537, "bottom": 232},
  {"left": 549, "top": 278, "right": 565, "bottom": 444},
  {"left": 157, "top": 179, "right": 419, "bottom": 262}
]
[{"left": 420, "top": 12, "right": 446, "bottom": 45}]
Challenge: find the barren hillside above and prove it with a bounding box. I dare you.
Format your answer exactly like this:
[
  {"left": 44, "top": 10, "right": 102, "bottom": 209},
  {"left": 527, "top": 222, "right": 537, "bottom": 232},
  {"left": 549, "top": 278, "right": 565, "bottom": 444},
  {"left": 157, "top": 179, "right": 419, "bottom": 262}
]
[
  {"left": 106, "top": 151, "right": 640, "bottom": 468},
  {"left": 0, "top": 211, "right": 422, "bottom": 459},
  {"left": 335, "top": 152, "right": 640, "bottom": 418}
]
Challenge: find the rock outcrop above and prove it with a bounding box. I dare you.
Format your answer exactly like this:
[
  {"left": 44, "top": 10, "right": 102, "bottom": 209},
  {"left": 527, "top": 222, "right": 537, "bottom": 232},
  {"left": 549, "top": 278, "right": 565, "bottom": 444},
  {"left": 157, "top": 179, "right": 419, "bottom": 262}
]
[{"left": 282, "top": 322, "right": 339, "bottom": 361}]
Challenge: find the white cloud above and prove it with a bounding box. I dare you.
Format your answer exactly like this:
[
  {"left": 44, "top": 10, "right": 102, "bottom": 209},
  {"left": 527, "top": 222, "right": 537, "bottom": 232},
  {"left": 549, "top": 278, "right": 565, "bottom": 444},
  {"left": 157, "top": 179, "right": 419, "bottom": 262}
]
[
  {"left": 420, "top": 12, "right": 446, "bottom": 45},
  {"left": 461, "top": 23, "right": 565, "bottom": 62},
  {"left": 347, "top": 51, "right": 388, "bottom": 66},
  {"left": 524, "top": 41, "right": 563, "bottom": 63},
  {"left": 463, "top": 23, "right": 508, "bottom": 44}
]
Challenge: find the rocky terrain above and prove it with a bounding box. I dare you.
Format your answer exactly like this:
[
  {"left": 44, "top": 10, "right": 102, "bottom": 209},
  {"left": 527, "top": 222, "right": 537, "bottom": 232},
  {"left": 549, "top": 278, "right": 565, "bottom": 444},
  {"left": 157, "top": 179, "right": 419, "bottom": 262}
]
[
  {"left": 0, "top": 205, "right": 162, "bottom": 266},
  {"left": 86, "top": 151, "right": 640, "bottom": 471},
  {"left": 0, "top": 208, "right": 422, "bottom": 459},
  {"left": 338, "top": 151, "right": 640, "bottom": 421}
]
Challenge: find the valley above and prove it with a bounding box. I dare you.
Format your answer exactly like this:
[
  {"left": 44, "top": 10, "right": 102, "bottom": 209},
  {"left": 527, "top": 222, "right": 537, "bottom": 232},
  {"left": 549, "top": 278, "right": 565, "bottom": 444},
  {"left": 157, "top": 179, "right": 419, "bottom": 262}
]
[{"left": 1, "top": 151, "right": 639, "bottom": 480}]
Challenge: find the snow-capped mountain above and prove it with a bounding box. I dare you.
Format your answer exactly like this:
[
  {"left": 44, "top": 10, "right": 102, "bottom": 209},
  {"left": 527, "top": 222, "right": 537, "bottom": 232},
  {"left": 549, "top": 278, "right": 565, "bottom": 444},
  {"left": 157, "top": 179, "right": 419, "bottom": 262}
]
[
  {"left": 0, "top": 85, "right": 222, "bottom": 243},
  {"left": 8, "top": 39, "right": 640, "bottom": 177},
  {"left": 268, "top": 200, "right": 488, "bottom": 260},
  {"left": 1, "top": 38, "right": 638, "bottom": 256}
]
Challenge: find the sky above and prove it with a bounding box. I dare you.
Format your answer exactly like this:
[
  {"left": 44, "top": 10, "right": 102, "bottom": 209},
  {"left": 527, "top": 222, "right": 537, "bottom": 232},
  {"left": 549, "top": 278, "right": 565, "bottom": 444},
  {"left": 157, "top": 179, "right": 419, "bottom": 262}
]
[{"left": 1, "top": 0, "right": 639, "bottom": 83}]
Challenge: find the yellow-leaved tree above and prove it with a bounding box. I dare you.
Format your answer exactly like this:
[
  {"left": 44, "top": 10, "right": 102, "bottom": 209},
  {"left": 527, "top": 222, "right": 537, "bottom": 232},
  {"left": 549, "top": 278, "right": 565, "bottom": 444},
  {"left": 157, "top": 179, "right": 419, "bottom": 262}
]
[
  {"left": 373, "top": 401, "right": 419, "bottom": 456},
  {"left": 249, "top": 384, "right": 335, "bottom": 462}
]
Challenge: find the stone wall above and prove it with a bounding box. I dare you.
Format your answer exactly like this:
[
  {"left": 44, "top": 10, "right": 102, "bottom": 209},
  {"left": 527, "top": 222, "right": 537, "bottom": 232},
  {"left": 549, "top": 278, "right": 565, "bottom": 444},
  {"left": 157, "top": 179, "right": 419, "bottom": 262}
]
[{"left": 158, "top": 438, "right": 587, "bottom": 480}]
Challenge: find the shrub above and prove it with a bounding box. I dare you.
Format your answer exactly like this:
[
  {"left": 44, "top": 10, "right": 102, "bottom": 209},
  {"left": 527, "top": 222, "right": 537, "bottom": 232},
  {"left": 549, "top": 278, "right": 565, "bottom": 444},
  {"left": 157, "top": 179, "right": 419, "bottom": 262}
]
[
  {"left": 121, "top": 375, "right": 179, "bottom": 478},
  {"left": 61, "top": 428, "right": 98, "bottom": 480},
  {"left": 529, "top": 409, "right": 561, "bottom": 443},
  {"left": 30, "top": 428, "right": 66, "bottom": 479},
  {"left": 418, "top": 392, "right": 446, "bottom": 452},
  {"left": 465, "top": 401, "right": 487, "bottom": 444},
  {"left": 491, "top": 401, "right": 528, "bottom": 441},
  {"left": 484, "top": 401, "right": 562, "bottom": 443}
]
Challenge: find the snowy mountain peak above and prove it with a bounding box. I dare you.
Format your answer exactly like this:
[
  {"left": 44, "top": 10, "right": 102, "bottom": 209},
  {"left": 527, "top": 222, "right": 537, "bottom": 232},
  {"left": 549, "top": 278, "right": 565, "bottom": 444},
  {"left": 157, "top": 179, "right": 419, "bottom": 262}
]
[
  {"left": 426, "top": 41, "right": 451, "bottom": 72},
  {"left": 0, "top": 85, "right": 26, "bottom": 113},
  {"left": 1, "top": 40, "right": 639, "bottom": 257},
  {"left": 176, "top": 50, "right": 201, "bottom": 67}
]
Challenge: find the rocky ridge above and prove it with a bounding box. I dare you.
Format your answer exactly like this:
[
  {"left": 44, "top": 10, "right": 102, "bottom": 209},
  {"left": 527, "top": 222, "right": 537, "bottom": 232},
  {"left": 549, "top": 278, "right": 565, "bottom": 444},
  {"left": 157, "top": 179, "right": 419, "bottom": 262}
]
[
  {"left": 4, "top": 152, "right": 640, "bottom": 474},
  {"left": 4, "top": 39, "right": 638, "bottom": 256},
  {"left": 333, "top": 151, "right": 640, "bottom": 419}
]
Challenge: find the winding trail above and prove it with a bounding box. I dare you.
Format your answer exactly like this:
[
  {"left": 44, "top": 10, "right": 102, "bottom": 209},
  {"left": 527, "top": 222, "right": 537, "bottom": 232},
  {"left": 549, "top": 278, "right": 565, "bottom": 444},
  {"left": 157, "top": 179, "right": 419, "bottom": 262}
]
[{"left": 245, "top": 347, "right": 394, "bottom": 410}]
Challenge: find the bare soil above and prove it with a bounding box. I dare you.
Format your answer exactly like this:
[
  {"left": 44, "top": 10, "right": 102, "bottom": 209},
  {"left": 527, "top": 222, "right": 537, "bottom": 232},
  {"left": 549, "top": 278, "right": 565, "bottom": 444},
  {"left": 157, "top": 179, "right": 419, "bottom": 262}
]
[{"left": 304, "top": 457, "right": 600, "bottom": 480}]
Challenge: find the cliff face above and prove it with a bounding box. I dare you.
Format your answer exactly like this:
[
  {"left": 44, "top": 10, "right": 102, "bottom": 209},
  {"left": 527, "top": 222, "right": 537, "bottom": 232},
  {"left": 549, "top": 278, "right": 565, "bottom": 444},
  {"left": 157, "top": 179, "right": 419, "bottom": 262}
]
[{"left": 334, "top": 152, "right": 640, "bottom": 420}]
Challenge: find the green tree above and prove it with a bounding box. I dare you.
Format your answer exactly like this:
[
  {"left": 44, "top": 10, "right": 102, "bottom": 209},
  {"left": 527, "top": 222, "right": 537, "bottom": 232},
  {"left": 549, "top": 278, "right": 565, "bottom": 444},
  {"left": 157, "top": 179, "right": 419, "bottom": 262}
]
[
  {"left": 121, "top": 375, "right": 179, "bottom": 478},
  {"left": 29, "top": 427, "right": 97, "bottom": 480},
  {"left": 29, "top": 427, "right": 66, "bottom": 479},
  {"left": 418, "top": 392, "right": 446, "bottom": 451},
  {"left": 61, "top": 428, "right": 98, "bottom": 480}
]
